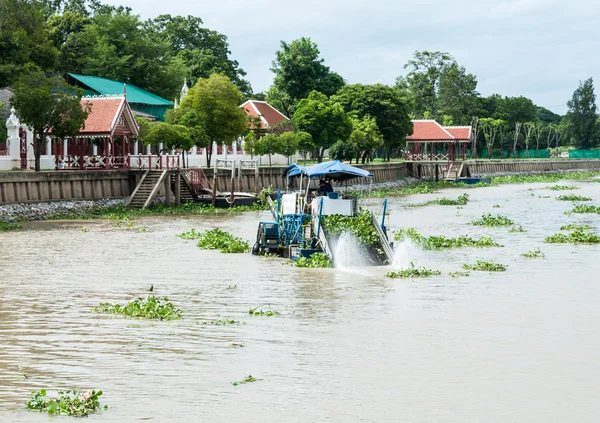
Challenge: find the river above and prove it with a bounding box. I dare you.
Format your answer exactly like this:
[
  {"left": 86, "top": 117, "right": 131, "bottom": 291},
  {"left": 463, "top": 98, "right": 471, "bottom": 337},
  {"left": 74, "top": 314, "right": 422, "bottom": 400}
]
[{"left": 1, "top": 181, "right": 599, "bottom": 422}]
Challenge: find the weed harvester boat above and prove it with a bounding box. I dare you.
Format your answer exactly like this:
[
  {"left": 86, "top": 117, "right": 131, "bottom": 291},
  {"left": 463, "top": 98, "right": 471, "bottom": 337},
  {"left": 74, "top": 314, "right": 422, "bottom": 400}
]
[{"left": 251, "top": 160, "right": 394, "bottom": 266}]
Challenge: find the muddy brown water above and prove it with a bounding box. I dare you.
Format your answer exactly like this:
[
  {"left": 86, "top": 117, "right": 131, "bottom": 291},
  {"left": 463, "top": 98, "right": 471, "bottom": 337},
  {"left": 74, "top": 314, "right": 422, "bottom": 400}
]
[{"left": 1, "top": 181, "right": 600, "bottom": 422}]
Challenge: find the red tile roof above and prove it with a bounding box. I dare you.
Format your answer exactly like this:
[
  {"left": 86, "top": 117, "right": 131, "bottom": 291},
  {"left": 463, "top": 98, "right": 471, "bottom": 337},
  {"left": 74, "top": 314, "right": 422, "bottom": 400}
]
[
  {"left": 240, "top": 100, "right": 288, "bottom": 129},
  {"left": 444, "top": 126, "right": 471, "bottom": 141},
  {"left": 80, "top": 96, "right": 139, "bottom": 137},
  {"left": 407, "top": 120, "right": 456, "bottom": 142}
]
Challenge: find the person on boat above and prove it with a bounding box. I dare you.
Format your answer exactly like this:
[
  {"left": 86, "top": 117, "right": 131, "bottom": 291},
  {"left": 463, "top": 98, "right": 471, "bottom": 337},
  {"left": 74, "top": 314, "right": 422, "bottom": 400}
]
[{"left": 319, "top": 179, "right": 333, "bottom": 195}]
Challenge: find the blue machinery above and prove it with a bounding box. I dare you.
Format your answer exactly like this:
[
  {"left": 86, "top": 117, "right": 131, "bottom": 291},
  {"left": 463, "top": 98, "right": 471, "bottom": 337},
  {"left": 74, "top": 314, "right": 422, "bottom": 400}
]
[{"left": 251, "top": 161, "right": 394, "bottom": 264}]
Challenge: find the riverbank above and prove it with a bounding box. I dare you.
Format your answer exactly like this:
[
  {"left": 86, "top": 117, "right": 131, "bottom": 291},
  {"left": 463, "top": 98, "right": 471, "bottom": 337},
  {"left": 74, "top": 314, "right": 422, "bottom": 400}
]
[{"left": 2, "top": 169, "right": 600, "bottom": 225}]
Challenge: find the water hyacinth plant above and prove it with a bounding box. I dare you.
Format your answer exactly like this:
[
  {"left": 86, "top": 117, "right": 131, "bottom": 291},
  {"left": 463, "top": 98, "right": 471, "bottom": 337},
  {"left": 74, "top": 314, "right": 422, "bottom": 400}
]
[
  {"left": 26, "top": 389, "right": 106, "bottom": 417},
  {"left": 231, "top": 375, "right": 260, "bottom": 386},
  {"left": 521, "top": 248, "right": 545, "bottom": 258},
  {"left": 548, "top": 185, "right": 579, "bottom": 191},
  {"left": 545, "top": 230, "right": 600, "bottom": 244},
  {"left": 385, "top": 262, "right": 442, "bottom": 278},
  {"left": 93, "top": 295, "right": 183, "bottom": 320},
  {"left": 295, "top": 252, "right": 333, "bottom": 268},
  {"left": 462, "top": 259, "right": 507, "bottom": 272},
  {"left": 322, "top": 211, "right": 379, "bottom": 246},
  {"left": 195, "top": 228, "right": 249, "bottom": 253},
  {"left": 560, "top": 224, "right": 591, "bottom": 231},
  {"left": 449, "top": 271, "right": 470, "bottom": 278},
  {"left": 0, "top": 221, "right": 22, "bottom": 231},
  {"left": 570, "top": 205, "right": 600, "bottom": 215},
  {"left": 248, "top": 305, "right": 280, "bottom": 316},
  {"left": 394, "top": 228, "right": 502, "bottom": 249},
  {"left": 509, "top": 226, "right": 528, "bottom": 233},
  {"left": 556, "top": 194, "right": 592, "bottom": 201},
  {"left": 470, "top": 213, "right": 514, "bottom": 226}
]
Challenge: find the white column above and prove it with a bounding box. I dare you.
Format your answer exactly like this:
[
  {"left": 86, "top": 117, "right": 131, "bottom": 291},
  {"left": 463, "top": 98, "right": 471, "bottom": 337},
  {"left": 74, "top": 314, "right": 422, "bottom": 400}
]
[
  {"left": 63, "top": 138, "right": 68, "bottom": 156},
  {"left": 134, "top": 141, "right": 138, "bottom": 155},
  {"left": 191, "top": 146, "right": 197, "bottom": 155},
  {"left": 92, "top": 145, "right": 98, "bottom": 155},
  {"left": 26, "top": 128, "right": 34, "bottom": 167},
  {"left": 45, "top": 137, "right": 51, "bottom": 155},
  {"left": 146, "top": 144, "right": 151, "bottom": 155},
  {"left": 6, "top": 108, "right": 20, "bottom": 159},
  {"left": 159, "top": 142, "right": 163, "bottom": 153}
]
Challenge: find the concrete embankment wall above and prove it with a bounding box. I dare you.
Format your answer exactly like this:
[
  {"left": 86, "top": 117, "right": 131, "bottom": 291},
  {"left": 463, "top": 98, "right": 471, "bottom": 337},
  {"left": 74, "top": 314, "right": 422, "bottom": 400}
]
[{"left": 1, "top": 160, "right": 600, "bottom": 204}]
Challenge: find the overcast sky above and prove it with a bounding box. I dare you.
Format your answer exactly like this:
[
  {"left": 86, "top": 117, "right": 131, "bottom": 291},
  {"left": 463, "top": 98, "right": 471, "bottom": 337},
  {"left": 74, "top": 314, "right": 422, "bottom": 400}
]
[{"left": 108, "top": 0, "right": 599, "bottom": 114}]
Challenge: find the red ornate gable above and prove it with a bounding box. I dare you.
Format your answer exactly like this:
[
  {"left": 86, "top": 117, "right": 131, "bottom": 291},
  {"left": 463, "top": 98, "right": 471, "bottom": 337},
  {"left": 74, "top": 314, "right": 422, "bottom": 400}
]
[{"left": 80, "top": 96, "right": 139, "bottom": 137}]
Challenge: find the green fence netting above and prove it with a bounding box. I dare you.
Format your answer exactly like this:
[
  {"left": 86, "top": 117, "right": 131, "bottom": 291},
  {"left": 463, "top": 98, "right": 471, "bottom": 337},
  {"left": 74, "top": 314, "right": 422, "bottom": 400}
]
[
  {"left": 474, "top": 149, "right": 550, "bottom": 159},
  {"left": 569, "top": 150, "right": 600, "bottom": 159}
]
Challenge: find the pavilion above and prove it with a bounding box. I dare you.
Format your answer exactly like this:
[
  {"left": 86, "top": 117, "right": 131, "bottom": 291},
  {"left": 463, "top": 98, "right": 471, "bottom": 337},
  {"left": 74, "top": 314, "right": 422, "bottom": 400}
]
[{"left": 405, "top": 120, "right": 471, "bottom": 161}]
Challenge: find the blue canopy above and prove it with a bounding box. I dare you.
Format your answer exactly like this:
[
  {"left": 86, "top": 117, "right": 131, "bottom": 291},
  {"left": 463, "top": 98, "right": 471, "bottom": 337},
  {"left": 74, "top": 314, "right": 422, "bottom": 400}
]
[{"left": 282, "top": 160, "right": 372, "bottom": 181}]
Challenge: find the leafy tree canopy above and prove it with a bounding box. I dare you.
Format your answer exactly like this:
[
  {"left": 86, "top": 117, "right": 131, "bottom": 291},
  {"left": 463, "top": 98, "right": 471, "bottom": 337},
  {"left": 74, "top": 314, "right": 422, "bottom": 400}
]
[{"left": 566, "top": 77, "right": 599, "bottom": 149}]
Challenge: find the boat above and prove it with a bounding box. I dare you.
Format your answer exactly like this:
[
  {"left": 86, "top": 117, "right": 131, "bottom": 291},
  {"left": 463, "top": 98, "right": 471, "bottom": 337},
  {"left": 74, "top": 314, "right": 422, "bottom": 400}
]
[{"left": 251, "top": 160, "right": 394, "bottom": 266}]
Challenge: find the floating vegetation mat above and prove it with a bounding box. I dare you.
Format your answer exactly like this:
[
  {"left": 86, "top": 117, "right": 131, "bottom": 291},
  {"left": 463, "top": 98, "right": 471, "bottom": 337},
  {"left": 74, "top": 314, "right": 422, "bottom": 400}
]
[
  {"left": 462, "top": 259, "right": 507, "bottom": 272},
  {"left": 545, "top": 230, "right": 600, "bottom": 244},
  {"left": 394, "top": 228, "right": 502, "bottom": 249},
  {"left": 232, "top": 375, "right": 260, "bottom": 386},
  {"left": 386, "top": 263, "right": 441, "bottom": 278},
  {"left": 406, "top": 193, "right": 470, "bottom": 208},
  {"left": 26, "top": 389, "right": 106, "bottom": 417},
  {"left": 509, "top": 226, "right": 527, "bottom": 233},
  {"left": 470, "top": 213, "right": 514, "bottom": 226},
  {"left": 449, "top": 271, "right": 470, "bottom": 278},
  {"left": 556, "top": 194, "right": 592, "bottom": 201},
  {"left": 570, "top": 205, "right": 600, "bottom": 215},
  {"left": 93, "top": 295, "right": 183, "bottom": 320},
  {"left": 560, "top": 224, "right": 591, "bottom": 231},
  {"left": 248, "top": 305, "right": 280, "bottom": 316},
  {"left": 0, "top": 221, "right": 22, "bottom": 231},
  {"left": 322, "top": 211, "right": 379, "bottom": 246},
  {"left": 295, "top": 252, "right": 333, "bottom": 268},
  {"left": 193, "top": 228, "right": 249, "bottom": 253},
  {"left": 548, "top": 185, "right": 579, "bottom": 191},
  {"left": 201, "top": 315, "right": 245, "bottom": 325},
  {"left": 521, "top": 248, "right": 545, "bottom": 258}
]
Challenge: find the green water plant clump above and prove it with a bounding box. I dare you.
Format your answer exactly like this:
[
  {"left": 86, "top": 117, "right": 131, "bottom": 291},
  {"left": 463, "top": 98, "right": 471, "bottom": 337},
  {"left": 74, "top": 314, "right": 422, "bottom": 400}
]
[
  {"left": 449, "top": 271, "right": 470, "bottom": 278},
  {"left": 295, "top": 252, "right": 333, "bottom": 268},
  {"left": 385, "top": 262, "right": 442, "bottom": 278},
  {"left": 248, "top": 305, "right": 280, "bottom": 316},
  {"left": 26, "top": 389, "right": 106, "bottom": 417},
  {"left": 431, "top": 193, "right": 470, "bottom": 206},
  {"left": 195, "top": 228, "right": 249, "bottom": 253},
  {"left": 509, "top": 226, "right": 528, "bottom": 233},
  {"left": 548, "top": 185, "right": 579, "bottom": 191},
  {"left": 202, "top": 316, "right": 245, "bottom": 325},
  {"left": 560, "top": 224, "right": 591, "bottom": 231},
  {"left": 462, "top": 259, "right": 507, "bottom": 272},
  {"left": 232, "top": 375, "right": 260, "bottom": 386},
  {"left": 570, "top": 204, "right": 600, "bottom": 215},
  {"left": 545, "top": 230, "right": 600, "bottom": 244},
  {"left": 93, "top": 295, "right": 183, "bottom": 320},
  {"left": 556, "top": 194, "right": 592, "bottom": 201},
  {"left": 521, "top": 248, "right": 545, "bottom": 258},
  {"left": 0, "top": 221, "right": 22, "bottom": 231},
  {"left": 322, "top": 211, "right": 379, "bottom": 246},
  {"left": 394, "top": 228, "right": 502, "bottom": 249},
  {"left": 178, "top": 228, "right": 202, "bottom": 240},
  {"left": 470, "top": 213, "right": 514, "bottom": 226}
]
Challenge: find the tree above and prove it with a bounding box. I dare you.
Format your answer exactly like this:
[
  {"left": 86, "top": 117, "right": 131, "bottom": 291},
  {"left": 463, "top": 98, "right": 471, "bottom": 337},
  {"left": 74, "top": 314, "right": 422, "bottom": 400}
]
[
  {"left": 243, "top": 130, "right": 258, "bottom": 157},
  {"left": 269, "top": 37, "right": 344, "bottom": 116},
  {"left": 348, "top": 115, "right": 384, "bottom": 163},
  {"left": 11, "top": 69, "right": 89, "bottom": 171},
  {"left": 470, "top": 117, "right": 482, "bottom": 158},
  {"left": 566, "top": 78, "right": 599, "bottom": 149},
  {"left": 331, "top": 84, "right": 412, "bottom": 160},
  {"left": 143, "top": 121, "right": 192, "bottom": 165},
  {"left": 536, "top": 106, "right": 562, "bottom": 124},
  {"left": 278, "top": 132, "right": 299, "bottom": 164},
  {"left": 523, "top": 122, "right": 535, "bottom": 157},
  {"left": 533, "top": 121, "right": 545, "bottom": 154},
  {"left": 254, "top": 133, "right": 281, "bottom": 167},
  {"left": 171, "top": 74, "right": 247, "bottom": 167},
  {"left": 329, "top": 139, "right": 357, "bottom": 162},
  {"left": 398, "top": 51, "right": 454, "bottom": 118},
  {"left": 480, "top": 118, "right": 502, "bottom": 157},
  {"left": 438, "top": 63, "right": 480, "bottom": 125},
  {"left": 295, "top": 131, "right": 314, "bottom": 161},
  {"left": 494, "top": 96, "right": 537, "bottom": 127},
  {"left": 0, "top": 0, "right": 59, "bottom": 86},
  {"left": 512, "top": 122, "right": 523, "bottom": 158},
  {"left": 47, "top": 10, "right": 91, "bottom": 75},
  {"left": 293, "top": 91, "right": 352, "bottom": 162},
  {"left": 147, "top": 14, "right": 252, "bottom": 98}
]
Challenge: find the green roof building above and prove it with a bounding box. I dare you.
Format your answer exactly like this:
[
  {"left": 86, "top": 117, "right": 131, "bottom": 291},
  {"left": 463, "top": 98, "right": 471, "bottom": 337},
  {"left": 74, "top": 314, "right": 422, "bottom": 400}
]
[{"left": 66, "top": 73, "right": 173, "bottom": 121}]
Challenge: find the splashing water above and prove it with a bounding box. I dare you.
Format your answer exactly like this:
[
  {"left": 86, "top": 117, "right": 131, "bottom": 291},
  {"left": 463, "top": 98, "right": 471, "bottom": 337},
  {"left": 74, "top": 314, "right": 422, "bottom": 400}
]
[
  {"left": 333, "top": 232, "right": 371, "bottom": 270},
  {"left": 391, "top": 239, "right": 421, "bottom": 268}
]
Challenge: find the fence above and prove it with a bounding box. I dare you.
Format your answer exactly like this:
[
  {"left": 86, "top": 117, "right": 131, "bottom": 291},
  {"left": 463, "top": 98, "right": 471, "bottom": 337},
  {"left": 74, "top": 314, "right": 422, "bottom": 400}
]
[
  {"left": 475, "top": 149, "right": 550, "bottom": 159},
  {"left": 569, "top": 150, "right": 600, "bottom": 159}
]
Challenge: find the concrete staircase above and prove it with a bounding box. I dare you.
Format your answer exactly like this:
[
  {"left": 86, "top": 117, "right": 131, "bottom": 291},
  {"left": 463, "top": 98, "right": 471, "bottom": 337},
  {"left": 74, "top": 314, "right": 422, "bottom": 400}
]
[
  {"left": 127, "top": 170, "right": 167, "bottom": 209},
  {"left": 177, "top": 174, "right": 199, "bottom": 203},
  {"left": 444, "top": 161, "right": 464, "bottom": 181}
]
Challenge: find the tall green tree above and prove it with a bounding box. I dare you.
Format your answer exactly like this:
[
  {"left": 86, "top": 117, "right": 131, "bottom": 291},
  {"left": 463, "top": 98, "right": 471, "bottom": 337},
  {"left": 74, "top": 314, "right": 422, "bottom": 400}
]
[
  {"left": 254, "top": 133, "right": 281, "bottom": 167},
  {"left": 438, "top": 63, "right": 480, "bottom": 125},
  {"left": 293, "top": 91, "right": 352, "bottom": 163},
  {"left": 494, "top": 96, "right": 537, "bottom": 127},
  {"left": 147, "top": 14, "right": 252, "bottom": 98},
  {"left": 171, "top": 74, "right": 247, "bottom": 166},
  {"left": 397, "top": 50, "right": 454, "bottom": 119},
  {"left": 536, "top": 106, "right": 562, "bottom": 124},
  {"left": 46, "top": 10, "right": 91, "bottom": 75},
  {"left": 11, "top": 69, "right": 89, "bottom": 171},
  {"left": 0, "top": 0, "right": 59, "bottom": 86},
  {"left": 144, "top": 121, "right": 193, "bottom": 165},
  {"left": 348, "top": 115, "right": 384, "bottom": 163},
  {"left": 269, "top": 37, "right": 344, "bottom": 116},
  {"left": 566, "top": 78, "right": 599, "bottom": 149},
  {"left": 277, "top": 132, "right": 299, "bottom": 164},
  {"left": 332, "top": 84, "right": 412, "bottom": 160}
]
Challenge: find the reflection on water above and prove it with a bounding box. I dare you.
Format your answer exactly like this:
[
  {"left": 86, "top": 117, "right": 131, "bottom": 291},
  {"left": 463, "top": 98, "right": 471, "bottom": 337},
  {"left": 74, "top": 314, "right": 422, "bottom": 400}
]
[{"left": 2, "top": 181, "right": 600, "bottom": 422}]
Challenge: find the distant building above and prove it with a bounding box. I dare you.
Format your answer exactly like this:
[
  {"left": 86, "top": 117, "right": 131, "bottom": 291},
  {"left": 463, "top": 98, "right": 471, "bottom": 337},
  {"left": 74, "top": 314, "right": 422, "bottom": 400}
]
[
  {"left": 240, "top": 100, "right": 289, "bottom": 131},
  {"left": 405, "top": 120, "right": 472, "bottom": 161},
  {"left": 66, "top": 73, "right": 173, "bottom": 121}
]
